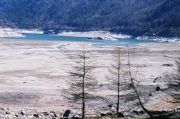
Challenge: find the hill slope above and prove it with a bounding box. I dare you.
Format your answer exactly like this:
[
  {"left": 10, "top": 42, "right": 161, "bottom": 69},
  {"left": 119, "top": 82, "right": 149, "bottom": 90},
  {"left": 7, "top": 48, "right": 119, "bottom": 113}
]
[{"left": 0, "top": 0, "right": 180, "bottom": 37}]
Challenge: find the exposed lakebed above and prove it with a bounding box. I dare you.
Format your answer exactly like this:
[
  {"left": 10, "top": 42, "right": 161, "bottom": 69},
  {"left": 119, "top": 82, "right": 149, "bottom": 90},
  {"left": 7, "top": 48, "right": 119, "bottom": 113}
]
[{"left": 0, "top": 36, "right": 179, "bottom": 118}]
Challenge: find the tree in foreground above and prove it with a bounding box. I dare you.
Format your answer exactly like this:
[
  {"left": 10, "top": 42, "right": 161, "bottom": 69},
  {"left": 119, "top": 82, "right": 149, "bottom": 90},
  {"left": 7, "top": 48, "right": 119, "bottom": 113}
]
[
  {"left": 107, "top": 47, "right": 124, "bottom": 114},
  {"left": 69, "top": 46, "right": 96, "bottom": 119},
  {"left": 165, "top": 57, "right": 180, "bottom": 103},
  {"left": 152, "top": 57, "right": 180, "bottom": 118},
  {"left": 171, "top": 57, "right": 180, "bottom": 102},
  {"left": 125, "top": 48, "right": 154, "bottom": 119},
  {"left": 107, "top": 47, "right": 154, "bottom": 118}
]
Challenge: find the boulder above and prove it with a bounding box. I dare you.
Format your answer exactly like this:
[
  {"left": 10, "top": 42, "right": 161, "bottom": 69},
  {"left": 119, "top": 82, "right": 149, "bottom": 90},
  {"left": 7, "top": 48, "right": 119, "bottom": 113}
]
[
  {"left": 42, "top": 112, "right": 49, "bottom": 116},
  {"left": 132, "top": 110, "right": 144, "bottom": 115},
  {"left": 116, "top": 112, "right": 124, "bottom": 117},
  {"left": 50, "top": 111, "right": 57, "bottom": 117},
  {"left": 5, "top": 111, "right": 10, "bottom": 115},
  {"left": 33, "top": 113, "right": 39, "bottom": 118},
  {"left": 155, "top": 86, "right": 161, "bottom": 91},
  {"left": 106, "top": 112, "right": 113, "bottom": 116},
  {"left": 100, "top": 113, "right": 107, "bottom": 117},
  {"left": 108, "top": 104, "right": 112, "bottom": 108},
  {"left": 20, "top": 110, "right": 25, "bottom": 116},
  {"left": 15, "top": 114, "right": 19, "bottom": 117},
  {"left": 72, "top": 116, "right": 80, "bottom": 119},
  {"left": 100, "top": 111, "right": 113, "bottom": 117},
  {"left": 63, "top": 110, "right": 71, "bottom": 118},
  {"left": 149, "top": 92, "right": 153, "bottom": 96},
  {"left": 96, "top": 37, "right": 103, "bottom": 40}
]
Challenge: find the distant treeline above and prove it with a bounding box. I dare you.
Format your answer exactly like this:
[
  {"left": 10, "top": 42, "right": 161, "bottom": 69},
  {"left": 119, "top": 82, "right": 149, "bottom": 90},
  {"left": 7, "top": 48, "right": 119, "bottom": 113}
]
[{"left": 0, "top": 0, "right": 180, "bottom": 37}]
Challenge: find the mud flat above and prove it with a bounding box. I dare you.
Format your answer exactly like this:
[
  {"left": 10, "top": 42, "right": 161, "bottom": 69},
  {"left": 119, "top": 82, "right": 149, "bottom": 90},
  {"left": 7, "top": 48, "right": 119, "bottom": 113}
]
[{"left": 0, "top": 38, "right": 179, "bottom": 117}]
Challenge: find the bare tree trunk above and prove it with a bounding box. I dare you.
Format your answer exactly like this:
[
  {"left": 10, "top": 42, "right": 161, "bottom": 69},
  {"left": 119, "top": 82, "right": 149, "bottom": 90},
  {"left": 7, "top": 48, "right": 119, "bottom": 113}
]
[
  {"left": 82, "top": 52, "right": 86, "bottom": 119},
  {"left": 127, "top": 50, "right": 154, "bottom": 119},
  {"left": 108, "top": 48, "right": 122, "bottom": 114},
  {"left": 117, "top": 62, "right": 120, "bottom": 113},
  {"left": 69, "top": 46, "right": 95, "bottom": 119},
  {"left": 82, "top": 76, "right": 85, "bottom": 119},
  {"left": 130, "top": 78, "right": 154, "bottom": 119}
]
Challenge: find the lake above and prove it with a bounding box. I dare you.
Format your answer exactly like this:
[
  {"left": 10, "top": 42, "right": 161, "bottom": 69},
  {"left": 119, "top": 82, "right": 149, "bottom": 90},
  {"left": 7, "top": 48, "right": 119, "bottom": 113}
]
[{"left": 6, "top": 33, "right": 157, "bottom": 46}]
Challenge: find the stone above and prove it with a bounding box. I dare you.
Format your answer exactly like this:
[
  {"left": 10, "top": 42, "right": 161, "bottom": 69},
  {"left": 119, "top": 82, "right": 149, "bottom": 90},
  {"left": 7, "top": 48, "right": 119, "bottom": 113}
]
[
  {"left": 100, "top": 113, "right": 107, "bottom": 117},
  {"left": 116, "top": 112, "right": 124, "bottom": 117},
  {"left": 72, "top": 116, "right": 80, "bottom": 119},
  {"left": 133, "top": 110, "right": 145, "bottom": 115},
  {"left": 15, "top": 114, "right": 19, "bottom": 117},
  {"left": 106, "top": 112, "right": 113, "bottom": 116},
  {"left": 108, "top": 104, "right": 112, "bottom": 108},
  {"left": 43, "top": 112, "right": 49, "bottom": 116},
  {"left": 63, "top": 110, "right": 71, "bottom": 117},
  {"left": 162, "top": 64, "right": 173, "bottom": 67},
  {"left": 155, "top": 86, "right": 161, "bottom": 91},
  {"left": 149, "top": 92, "right": 153, "bottom": 96},
  {"left": 5, "top": 111, "right": 10, "bottom": 115},
  {"left": 20, "top": 110, "right": 25, "bottom": 116},
  {"left": 133, "top": 110, "right": 138, "bottom": 115},
  {"left": 33, "top": 113, "right": 39, "bottom": 118},
  {"left": 50, "top": 111, "right": 57, "bottom": 117}
]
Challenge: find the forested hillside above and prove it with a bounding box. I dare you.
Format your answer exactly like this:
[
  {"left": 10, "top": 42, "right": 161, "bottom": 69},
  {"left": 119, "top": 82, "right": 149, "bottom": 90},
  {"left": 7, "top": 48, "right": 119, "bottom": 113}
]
[{"left": 0, "top": 0, "right": 180, "bottom": 37}]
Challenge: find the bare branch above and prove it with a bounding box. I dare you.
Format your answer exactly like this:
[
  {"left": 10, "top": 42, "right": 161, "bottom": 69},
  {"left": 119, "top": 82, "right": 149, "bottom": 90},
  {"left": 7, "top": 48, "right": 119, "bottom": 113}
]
[{"left": 67, "top": 45, "right": 96, "bottom": 119}]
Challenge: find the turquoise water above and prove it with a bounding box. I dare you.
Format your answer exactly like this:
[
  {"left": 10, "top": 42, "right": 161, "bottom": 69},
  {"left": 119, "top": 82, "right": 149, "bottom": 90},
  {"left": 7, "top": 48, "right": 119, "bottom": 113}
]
[{"left": 7, "top": 33, "right": 157, "bottom": 46}]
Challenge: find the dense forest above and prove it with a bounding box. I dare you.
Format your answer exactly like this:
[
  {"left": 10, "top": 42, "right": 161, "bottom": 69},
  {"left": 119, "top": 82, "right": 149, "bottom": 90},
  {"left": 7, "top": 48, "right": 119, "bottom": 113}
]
[{"left": 0, "top": 0, "right": 180, "bottom": 37}]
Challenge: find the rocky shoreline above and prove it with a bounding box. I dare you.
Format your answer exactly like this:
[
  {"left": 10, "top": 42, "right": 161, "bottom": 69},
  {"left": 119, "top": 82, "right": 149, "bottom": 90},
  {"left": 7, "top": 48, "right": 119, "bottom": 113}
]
[
  {"left": 0, "top": 108, "right": 66, "bottom": 119},
  {"left": 0, "top": 108, "right": 179, "bottom": 119}
]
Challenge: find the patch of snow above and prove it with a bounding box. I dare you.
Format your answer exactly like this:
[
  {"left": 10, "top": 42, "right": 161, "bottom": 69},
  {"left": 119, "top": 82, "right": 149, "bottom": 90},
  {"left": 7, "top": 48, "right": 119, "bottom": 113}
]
[
  {"left": 136, "top": 36, "right": 180, "bottom": 43},
  {"left": 0, "top": 28, "right": 43, "bottom": 38},
  {"left": 0, "top": 28, "right": 25, "bottom": 37},
  {"left": 17, "top": 29, "right": 43, "bottom": 34},
  {"left": 58, "top": 31, "right": 131, "bottom": 40}
]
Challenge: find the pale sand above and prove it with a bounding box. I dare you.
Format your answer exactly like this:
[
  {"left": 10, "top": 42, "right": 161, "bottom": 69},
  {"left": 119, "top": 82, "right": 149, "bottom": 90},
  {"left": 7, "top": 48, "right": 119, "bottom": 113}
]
[{"left": 0, "top": 38, "right": 179, "bottom": 114}]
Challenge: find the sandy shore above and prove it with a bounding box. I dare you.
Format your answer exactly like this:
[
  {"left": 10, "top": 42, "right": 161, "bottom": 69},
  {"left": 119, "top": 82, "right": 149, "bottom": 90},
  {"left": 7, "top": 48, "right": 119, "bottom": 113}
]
[{"left": 0, "top": 38, "right": 179, "bottom": 115}]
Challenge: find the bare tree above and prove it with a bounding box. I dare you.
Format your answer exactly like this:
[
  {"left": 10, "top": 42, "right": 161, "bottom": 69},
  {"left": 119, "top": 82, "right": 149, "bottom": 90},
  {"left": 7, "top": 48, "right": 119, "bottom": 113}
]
[
  {"left": 172, "top": 57, "right": 180, "bottom": 102},
  {"left": 107, "top": 47, "right": 154, "bottom": 118},
  {"left": 176, "top": 57, "right": 180, "bottom": 73},
  {"left": 107, "top": 47, "right": 123, "bottom": 114},
  {"left": 167, "top": 57, "right": 180, "bottom": 103},
  {"left": 151, "top": 57, "right": 180, "bottom": 119},
  {"left": 69, "top": 46, "right": 95, "bottom": 119},
  {"left": 156, "top": 57, "right": 180, "bottom": 104},
  {"left": 126, "top": 48, "right": 154, "bottom": 119}
]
